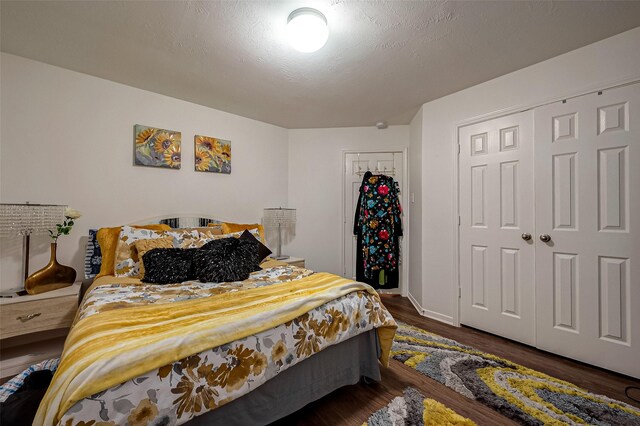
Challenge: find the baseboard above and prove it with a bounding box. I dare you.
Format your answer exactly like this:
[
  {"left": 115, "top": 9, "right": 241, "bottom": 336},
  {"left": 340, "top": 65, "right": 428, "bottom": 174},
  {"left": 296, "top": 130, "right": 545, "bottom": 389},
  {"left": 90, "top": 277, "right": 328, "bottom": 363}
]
[
  {"left": 422, "top": 309, "right": 454, "bottom": 325},
  {"left": 378, "top": 288, "right": 402, "bottom": 295},
  {"left": 407, "top": 292, "right": 455, "bottom": 326},
  {"left": 407, "top": 292, "right": 423, "bottom": 313}
]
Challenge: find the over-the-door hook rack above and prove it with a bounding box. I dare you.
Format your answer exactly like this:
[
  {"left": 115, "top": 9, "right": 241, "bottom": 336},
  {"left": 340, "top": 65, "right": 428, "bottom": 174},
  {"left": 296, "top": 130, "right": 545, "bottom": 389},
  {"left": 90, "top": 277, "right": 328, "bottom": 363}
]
[
  {"left": 354, "top": 152, "right": 397, "bottom": 177},
  {"left": 355, "top": 152, "right": 372, "bottom": 176},
  {"left": 372, "top": 152, "right": 397, "bottom": 176}
]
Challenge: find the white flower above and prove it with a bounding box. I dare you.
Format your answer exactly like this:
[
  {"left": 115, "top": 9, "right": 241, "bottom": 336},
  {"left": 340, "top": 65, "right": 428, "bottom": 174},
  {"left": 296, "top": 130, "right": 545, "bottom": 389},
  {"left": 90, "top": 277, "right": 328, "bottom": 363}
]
[{"left": 64, "top": 208, "right": 81, "bottom": 219}]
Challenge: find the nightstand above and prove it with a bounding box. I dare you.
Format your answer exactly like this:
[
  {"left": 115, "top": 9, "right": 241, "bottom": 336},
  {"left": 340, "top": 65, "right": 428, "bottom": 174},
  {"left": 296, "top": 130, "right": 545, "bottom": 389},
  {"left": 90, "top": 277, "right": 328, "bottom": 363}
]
[
  {"left": 0, "top": 282, "right": 81, "bottom": 380},
  {"left": 280, "top": 257, "right": 305, "bottom": 268}
]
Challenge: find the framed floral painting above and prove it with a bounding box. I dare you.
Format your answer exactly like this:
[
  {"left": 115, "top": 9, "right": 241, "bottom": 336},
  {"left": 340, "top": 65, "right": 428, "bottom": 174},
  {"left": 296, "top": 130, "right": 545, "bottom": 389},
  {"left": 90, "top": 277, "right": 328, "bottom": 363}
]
[
  {"left": 134, "top": 124, "right": 181, "bottom": 169},
  {"left": 194, "top": 135, "right": 231, "bottom": 174}
]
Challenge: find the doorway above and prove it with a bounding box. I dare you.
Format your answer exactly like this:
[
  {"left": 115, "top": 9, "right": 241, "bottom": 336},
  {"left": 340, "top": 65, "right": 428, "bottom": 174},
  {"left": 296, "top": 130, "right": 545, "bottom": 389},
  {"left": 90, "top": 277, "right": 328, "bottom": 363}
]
[{"left": 342, "top": 150, "right": 407, "bottom": 296}]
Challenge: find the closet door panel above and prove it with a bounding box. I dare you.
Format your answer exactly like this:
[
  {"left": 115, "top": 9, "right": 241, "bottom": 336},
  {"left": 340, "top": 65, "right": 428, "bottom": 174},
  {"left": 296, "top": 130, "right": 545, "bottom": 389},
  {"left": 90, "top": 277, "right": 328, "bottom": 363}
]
[
  {"left": 535, "top": 83, "right": 640, "bottom": 378},
  {"left": 459, "top": 111, "right": 535, "bottom": 345}
]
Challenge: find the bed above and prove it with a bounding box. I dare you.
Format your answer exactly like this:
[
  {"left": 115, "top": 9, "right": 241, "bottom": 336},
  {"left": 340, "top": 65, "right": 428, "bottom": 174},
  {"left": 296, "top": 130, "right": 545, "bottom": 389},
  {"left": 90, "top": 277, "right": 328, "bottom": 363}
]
[{"left": 33, "top": 217, "right": 397, "bottom": 425}]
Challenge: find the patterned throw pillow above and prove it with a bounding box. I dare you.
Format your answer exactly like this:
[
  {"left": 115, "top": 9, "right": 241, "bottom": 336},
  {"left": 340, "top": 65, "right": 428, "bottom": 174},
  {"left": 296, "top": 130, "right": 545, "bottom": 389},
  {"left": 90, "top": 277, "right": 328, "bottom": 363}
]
[
  {"left": 134, "top": 237, "right": 174, "bottom": 278},
  {"left": 84, "top": 229, "right": 102, "bottom": 280},
  {"left": 239, "top": 229, "right": 272, "bottom": 262},
  {"left": 141, "top": 248, "right": 197, "bottom": 284},
  {"left": 114, "top": 226, "right": 200, "bottom": 277},
  {"left": 196, "top": 228, "right": 261, "bottom": 244},
  {"left": 194, "top": 238, "right": 261, "bottom": 283},
  {"left": 198, "top": 226, "right": 223, "bottom": 239},
  {"left": 95, "top": 224, "right": 171, "bottom": 278}
]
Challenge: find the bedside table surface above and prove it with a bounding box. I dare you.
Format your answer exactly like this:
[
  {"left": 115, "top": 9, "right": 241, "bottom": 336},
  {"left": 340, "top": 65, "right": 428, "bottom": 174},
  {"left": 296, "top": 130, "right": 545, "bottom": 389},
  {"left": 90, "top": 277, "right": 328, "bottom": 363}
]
[
  {"left": 0, "top": 282, "right": 81, "bottom": 305},
  {"left": 278, "top": 257, "right": 305, "bottom": 268}
]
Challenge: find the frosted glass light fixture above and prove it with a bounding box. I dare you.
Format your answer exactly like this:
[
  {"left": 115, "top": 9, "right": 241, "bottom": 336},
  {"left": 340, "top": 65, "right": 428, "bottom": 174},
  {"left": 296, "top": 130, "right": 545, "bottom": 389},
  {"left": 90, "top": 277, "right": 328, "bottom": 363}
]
[
  {"left": 0, "top": 203, "right": 66, "bottom": 283},
  {"left": 263, "top": 207, "right": 296, "bottom": 260},
  {"left": 286, "top": 8, "right": 329, "bottom": 53}
]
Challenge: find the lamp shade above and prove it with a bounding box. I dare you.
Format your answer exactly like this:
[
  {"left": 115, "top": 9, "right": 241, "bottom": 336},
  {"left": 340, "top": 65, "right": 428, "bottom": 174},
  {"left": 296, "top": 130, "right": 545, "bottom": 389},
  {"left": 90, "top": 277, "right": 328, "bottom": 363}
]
[
  {"left": 263, "top": 208, "right": 296, "bottom": 227},
  {"left": 0, "top": 203, "right": 66, "bottom": 237},
  {"left": 263, "top": 208, "right": 296, "bottom": 260}
]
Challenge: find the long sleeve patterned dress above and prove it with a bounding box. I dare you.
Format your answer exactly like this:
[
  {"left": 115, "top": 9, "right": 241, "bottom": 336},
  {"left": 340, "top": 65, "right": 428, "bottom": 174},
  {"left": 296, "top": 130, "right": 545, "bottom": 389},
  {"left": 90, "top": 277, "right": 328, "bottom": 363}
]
[{"left": 353, "top": 171, "right": 403, "bottom": 289}]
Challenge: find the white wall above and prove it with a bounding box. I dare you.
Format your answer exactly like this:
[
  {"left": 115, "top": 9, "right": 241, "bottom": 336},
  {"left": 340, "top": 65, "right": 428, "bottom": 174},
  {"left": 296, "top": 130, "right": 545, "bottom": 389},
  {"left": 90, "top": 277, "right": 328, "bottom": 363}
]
[
  {"left": 408, "top": 108, "right": 422, "bottom": 305},
  {"left": 418, "top": 26, "right": 640, "bottom": 323},
  {"left": 0, "top": 53, "right": 289, "bottom": 290},
  {"left": 4, "top": 26, "right": 639, "bottom": 317},
  {"left": 287, "top": 126, "right": 409, "bottom": 275}
]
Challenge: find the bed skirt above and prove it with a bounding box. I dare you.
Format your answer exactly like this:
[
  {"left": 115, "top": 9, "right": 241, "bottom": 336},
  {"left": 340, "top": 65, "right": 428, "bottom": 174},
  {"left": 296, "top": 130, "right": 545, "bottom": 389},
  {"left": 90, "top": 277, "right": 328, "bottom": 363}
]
[{"left": 186, "top": 329, "right": 381, "bottom": 425}]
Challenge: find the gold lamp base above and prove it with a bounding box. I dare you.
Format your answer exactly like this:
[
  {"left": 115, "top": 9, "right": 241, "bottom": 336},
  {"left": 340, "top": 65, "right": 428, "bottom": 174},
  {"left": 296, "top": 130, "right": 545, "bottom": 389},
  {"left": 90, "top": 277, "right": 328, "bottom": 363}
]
[{"left": 25, "top": 243, "right": 76, "bottom": 295}]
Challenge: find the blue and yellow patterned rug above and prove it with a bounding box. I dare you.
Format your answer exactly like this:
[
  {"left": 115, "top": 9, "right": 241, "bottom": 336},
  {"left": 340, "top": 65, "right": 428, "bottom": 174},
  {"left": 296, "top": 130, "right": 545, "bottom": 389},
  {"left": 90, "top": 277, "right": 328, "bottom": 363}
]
[{"left": 392, "top": 323, "right": 640, "bottom": 425}]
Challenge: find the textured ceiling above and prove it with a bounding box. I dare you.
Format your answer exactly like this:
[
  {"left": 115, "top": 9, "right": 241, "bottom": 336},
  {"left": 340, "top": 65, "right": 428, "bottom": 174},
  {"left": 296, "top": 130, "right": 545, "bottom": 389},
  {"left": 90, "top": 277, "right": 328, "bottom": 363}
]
[{"left": 2, "top": 1, "right": 640, "bottom": 129}]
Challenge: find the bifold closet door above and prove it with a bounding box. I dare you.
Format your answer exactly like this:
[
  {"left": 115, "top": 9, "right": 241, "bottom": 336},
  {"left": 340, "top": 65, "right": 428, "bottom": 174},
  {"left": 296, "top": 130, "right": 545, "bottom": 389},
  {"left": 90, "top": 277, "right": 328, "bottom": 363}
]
[
  {"left": 535, "top": 84, "right": 640, "bottom": 378},
  {"left": 459, "top": 111, "right": 535, "bottom": 345}
]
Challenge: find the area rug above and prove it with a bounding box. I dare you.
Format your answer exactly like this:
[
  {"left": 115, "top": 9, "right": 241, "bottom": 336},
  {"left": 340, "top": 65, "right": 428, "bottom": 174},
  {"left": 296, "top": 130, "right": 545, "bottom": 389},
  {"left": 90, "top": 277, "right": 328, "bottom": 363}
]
[
  {"left": 364, "top": 386, "right": 475, "bottom": 426},
  {"left": 391, "top": 323, "right": 640, "bottom": 425}
]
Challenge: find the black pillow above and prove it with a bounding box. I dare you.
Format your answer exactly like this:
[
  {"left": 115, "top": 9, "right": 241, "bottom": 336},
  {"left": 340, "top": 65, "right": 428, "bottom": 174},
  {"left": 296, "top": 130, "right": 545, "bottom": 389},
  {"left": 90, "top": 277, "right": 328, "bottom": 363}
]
[
  {"left": 200, "top": 237, "right": 241, "bottom": 259},
  {"left": 194, "top": 238, "right": 261, "bottom": 283},
  {"left": 0, "top": 370, "right": 53, "bottom": 426},
  {"left": 239, "top": 229, "right": 272, "bottom": 262},
  {"left": 141, "top": 248, "right": 197, "bottom": 284}
]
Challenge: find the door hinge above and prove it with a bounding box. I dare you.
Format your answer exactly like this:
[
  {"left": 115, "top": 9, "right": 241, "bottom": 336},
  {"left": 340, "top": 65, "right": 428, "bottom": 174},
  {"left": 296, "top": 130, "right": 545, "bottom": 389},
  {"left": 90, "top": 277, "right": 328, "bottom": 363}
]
[
  {"left": 458, "top": 216, "right": 461, "bottom": 226},
  {"left": 458, "top": 143, "right": 461, "bottom": 154},
  {"left": 458, "top": 287, "right": 461, "bottom": 298}
]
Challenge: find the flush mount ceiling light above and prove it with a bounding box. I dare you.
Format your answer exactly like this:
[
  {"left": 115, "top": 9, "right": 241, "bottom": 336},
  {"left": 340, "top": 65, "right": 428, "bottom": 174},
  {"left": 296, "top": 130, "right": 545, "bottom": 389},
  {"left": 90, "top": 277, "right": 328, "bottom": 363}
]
[{"left": 286, "top": 7, "right": 329, "bottom": 53}]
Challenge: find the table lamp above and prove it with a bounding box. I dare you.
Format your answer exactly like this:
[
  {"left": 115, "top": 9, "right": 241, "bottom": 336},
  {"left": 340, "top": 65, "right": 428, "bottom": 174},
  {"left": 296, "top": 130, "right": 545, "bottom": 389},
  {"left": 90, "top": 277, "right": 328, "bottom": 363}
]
[
  {"left": 263, "top": 207, "right": 296, "bottom": 260},
  {"left": 0, "top": 203, "right": 66, "bottom": 284}
]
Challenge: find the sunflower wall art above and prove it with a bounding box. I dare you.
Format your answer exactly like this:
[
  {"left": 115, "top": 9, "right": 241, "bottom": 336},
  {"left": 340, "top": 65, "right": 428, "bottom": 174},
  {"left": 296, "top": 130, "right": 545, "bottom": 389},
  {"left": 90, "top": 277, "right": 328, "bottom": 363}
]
[
  {"left": 194, "top": 135, "right": 231, "bottom": 174},
  {"left": 134, "top": 124, "right": 181, "bottom": 169}
]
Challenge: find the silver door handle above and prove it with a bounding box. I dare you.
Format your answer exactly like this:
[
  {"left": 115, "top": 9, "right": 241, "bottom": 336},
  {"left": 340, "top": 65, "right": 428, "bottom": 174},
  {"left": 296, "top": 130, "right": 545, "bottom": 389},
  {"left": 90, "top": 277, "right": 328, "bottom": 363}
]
[
  {"left": 539, "top": 234, "right": 551, "bottom": 243},
  {"left": 521, "top": 233, "right": 532, "bottom": 241}
]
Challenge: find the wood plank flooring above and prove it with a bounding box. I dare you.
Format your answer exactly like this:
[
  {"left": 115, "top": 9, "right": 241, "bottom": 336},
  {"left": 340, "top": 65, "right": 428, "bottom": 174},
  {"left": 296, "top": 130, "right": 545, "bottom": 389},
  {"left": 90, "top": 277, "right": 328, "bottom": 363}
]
[{"left": 272, "top": 295, "right": 640, "bottom": 426}]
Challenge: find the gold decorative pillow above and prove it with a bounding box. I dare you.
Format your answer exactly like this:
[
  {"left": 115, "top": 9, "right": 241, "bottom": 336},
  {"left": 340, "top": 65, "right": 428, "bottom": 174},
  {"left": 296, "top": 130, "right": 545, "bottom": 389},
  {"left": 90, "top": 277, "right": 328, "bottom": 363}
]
[
  {"left": 95, "top": 224, "right": 171, "bottom": 278},
  {"left": 221, "top": 222, "right": 265, "bottom": 242},
  {"left": 134, "top": 237, "right": 174, "bottom": 278}
]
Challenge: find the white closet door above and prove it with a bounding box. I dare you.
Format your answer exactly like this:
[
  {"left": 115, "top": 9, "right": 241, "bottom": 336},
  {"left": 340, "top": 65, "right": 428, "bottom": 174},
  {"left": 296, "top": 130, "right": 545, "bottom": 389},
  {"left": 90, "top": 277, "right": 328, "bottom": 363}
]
[
  {"left": 459, "top": 111, "right": 536, "bottom": 345},
  {"left": 344, "top": 152, "right": 403, "bottom": 287},
  {"left": 535, "top": 84, "right": 640, "bottom": 378}
]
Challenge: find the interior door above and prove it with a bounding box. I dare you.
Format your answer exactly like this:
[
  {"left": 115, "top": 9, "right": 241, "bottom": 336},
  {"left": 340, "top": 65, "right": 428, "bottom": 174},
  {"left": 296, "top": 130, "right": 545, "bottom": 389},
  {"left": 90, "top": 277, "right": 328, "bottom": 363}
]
[
  {"left": 535, "top": 84, "right": 640, "bottom": 378},
  {"left": 459, "top": 111, "right": 536, "bottom": 345},
  {"left": 344, "top": 152, "right": 403, "bottom": 291}
]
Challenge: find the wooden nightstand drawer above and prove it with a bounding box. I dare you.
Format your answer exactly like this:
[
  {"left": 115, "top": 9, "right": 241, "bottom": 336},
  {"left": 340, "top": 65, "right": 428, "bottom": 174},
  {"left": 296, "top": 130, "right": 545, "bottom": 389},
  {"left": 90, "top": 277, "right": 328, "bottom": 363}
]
[
  {"left": 1, "top": 294, "right": 76, "bottom": 338},
  {"left": 0, "top": 283, "right": 80, "bottom": 339}
]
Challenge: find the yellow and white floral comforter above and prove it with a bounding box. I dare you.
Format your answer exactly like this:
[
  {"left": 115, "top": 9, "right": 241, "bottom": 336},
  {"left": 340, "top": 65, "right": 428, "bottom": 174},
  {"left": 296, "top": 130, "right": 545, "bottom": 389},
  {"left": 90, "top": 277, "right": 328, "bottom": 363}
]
[{"left": 35, "top": 265, "right": 397, "bottom": 426}]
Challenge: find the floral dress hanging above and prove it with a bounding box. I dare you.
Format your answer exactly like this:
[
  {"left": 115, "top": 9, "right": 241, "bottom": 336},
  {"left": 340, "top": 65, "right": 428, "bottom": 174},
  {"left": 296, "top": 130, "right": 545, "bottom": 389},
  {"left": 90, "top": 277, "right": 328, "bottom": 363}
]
[{"left": 354, "top": 172, "right": 402, "bottom": 280}]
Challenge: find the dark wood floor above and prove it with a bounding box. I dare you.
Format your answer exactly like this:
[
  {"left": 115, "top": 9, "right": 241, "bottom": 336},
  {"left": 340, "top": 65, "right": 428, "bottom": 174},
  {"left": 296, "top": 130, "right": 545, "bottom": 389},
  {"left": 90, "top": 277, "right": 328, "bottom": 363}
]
[{"left": 273, "top": 295, "right": 640, "bottom": 426}]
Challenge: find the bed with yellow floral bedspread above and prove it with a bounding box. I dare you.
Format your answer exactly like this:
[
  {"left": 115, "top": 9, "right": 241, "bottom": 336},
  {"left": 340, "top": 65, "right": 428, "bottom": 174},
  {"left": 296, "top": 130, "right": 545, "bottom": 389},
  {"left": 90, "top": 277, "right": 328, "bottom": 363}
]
[{"left": 34, "top": 264, "right": 397, "bottom": 425}]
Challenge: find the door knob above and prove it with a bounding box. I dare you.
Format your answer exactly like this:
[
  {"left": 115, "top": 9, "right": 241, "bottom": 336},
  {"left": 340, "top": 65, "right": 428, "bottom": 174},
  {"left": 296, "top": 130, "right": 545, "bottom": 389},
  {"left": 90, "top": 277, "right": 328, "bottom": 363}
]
[
  {"left": 539, "top": 234, "right": 551, "bottom": 243},
  {"left": 521, "top": 233, "right": 532, "bottom": 241}
]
